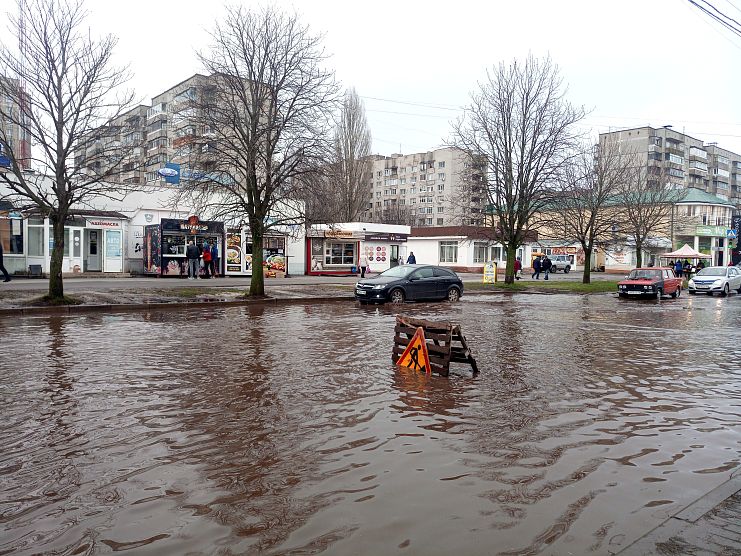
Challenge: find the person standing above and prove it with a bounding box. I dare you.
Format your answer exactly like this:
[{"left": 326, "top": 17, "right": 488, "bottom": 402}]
[
  {"left": 201, "top": 240, "right": 212, "bottom": 279},
  {"left": 359, "top": 254, "right": 368, "bottom": 278},
  {"left": 406, "top": 251, "right": 416, "bottom": 264},
  {"left": 542, "top": 255, "right": 552, "bottom": 280},
  {"left": 0, "top": 242, "right": 11, "bottom": 282},
  {"left": 514, "top": 257, "right": 522, "bottom": 280},
  {"left": 531, "top": 256, "right": 541, "bottom": 279},
  {"left": 210, "top": 241, "right": 219, "bottom": 277},
  {"left": 186, "top": 240, "right": 200, "bottom": 279},
  {"left": 674, "top": 259, "right": 683, "bottom": 278}
]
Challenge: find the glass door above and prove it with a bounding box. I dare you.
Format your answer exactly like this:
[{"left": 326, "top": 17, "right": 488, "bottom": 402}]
[{"left": 103, "top": 229, "right": 123, "bottom": 272}]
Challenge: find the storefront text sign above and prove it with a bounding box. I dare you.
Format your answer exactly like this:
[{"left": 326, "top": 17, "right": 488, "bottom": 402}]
[
  {"left": 324, "top": 229, "right": 354, "bottom": 239},
  {"left": 180, "top": 215, "right": 208, "bottom": 233},
  {"left": 695, "top": 225, "right": 726, "bottom": 237},
  {"left": 86, "top": 219, "right": 121, "bottom": 228},
  {"left": 364, "top": 233, "right": 408, "bottom": 242}
]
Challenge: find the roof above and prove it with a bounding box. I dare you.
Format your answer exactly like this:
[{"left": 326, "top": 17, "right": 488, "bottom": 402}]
[
  {"left": 662, "top": 243, "right": 713, "bottom": 259},
  {"left": 675, "top": 188, "right": 735, "bottom": 207},
  {"left": 23, "top": 207, "right": 128, "bottom": 219},
  {"left": 410, "top": 225, "right": 538, "bottom": 242}
]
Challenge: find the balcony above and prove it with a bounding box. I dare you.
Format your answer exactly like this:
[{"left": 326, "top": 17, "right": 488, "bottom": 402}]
[
  {"left": 664, "top": 143, "right": 684, "bottom": 156},
  {"left": 146, "top": 110, "right": 167, "bottom": 123}
]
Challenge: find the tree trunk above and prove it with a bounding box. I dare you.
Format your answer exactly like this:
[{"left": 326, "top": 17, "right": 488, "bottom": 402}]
[
  {"left": 582, "top": 246, "right": 592, "bottom": 284},
  {"left": 635, "top": 240, "right": 643, "bottom": 268},
  {"left": 48, "top": 216, "right": 65, "bottom": 299},
  {"left": 504, "top": 244, "right": 517, "bottom": 284},
  {"left": 249, "top": 227, "right": 265, "bottom": 296}
]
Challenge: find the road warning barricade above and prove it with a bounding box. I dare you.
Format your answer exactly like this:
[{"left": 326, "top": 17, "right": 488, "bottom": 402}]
[{"left": 392, "top": 315, "right": 478, "bottom": 377}]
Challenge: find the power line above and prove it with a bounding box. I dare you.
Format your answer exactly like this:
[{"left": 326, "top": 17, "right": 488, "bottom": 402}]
[
  {"left": 686, "top": 0, "right": 741, "bottom": 37},
  {"left": 360, "top": 95, "right": 463, "bottom": 112}
]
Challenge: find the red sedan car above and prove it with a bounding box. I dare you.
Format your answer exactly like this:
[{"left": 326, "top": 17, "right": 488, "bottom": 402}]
[{"left": 617, "top": 267, "right": 682, "bottom": 299}]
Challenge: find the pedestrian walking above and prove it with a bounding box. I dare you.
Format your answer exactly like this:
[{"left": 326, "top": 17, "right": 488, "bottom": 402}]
[
  {"left": 674, "top": 259, "right": 683, "bottom": 278},
  {"left": 542, "top": 255, "right": 552, "bottom": 280},
  {"left": 210, "top": 241, "right": 219, "bottom": 277},
  {"left": 0, "top": 242, "right": 11, "bottom": 282},
  {"left": 359, "top": 254, "right": 368, "bottom": 278},
  {"left": 406, "top": 251, "right": 416, "bottom": 264},
  {"left": 531, "top": 256, "right": 541, "bottom": 279},
  {"left": 186, "top": 240, "right": 200, "bottom": 279},
  {"left": 514, "top": 257, "right": 522, "bottom": 280},
  {"left": 201, "top": 240, "right": 212, "bottom": 278}
]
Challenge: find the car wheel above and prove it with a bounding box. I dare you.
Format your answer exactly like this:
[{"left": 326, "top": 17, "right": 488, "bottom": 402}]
[
  {"left": 389, "top": 288, "right": 405, "bottom": 304},
  {"left": 447, "top": 287, "right": 461, "bottom": 302},
  {"left": 689, "top": 290, "right": 697, "bottom": 295},
  {"left": 564, "top": 266, "right": 570, "bottom": 274},
  {"left": 671, "top": 286, "right": 680, "bottom": 298},
  {"left": 551, "top": 266, "right": 558, "bottom": 273},
  {"left": 737, "top": 284, "right": 741, "bottom": 294},
  {"left": 721, "top": 283, "right": 729, "bottom": 297}
]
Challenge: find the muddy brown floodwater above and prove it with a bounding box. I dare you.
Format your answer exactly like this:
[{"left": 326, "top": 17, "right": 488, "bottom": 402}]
[{"left": 1, "top": 293, "right": 740, "bottom": 555}]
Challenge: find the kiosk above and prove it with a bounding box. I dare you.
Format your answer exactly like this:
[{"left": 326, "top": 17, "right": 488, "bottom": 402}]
[{"left": 143, "top": 216, "right": 224, "bottom": 277}]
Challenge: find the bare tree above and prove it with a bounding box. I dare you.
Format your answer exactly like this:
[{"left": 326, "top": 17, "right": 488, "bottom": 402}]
[
  {"left": 543, "top": 138, "right": 633, "bottom": 283},
  {"left": 178, "top": 5, "right": 339, "bottom": 296},
  {"left": 331, "top": 88, "right": 372, "bottom": 221},
  {"left": 450, "top": 55, "right": 585, "bottom": 283},
  {"left": 618, "top": 156, "right": 678, "bottom": 268},
  {"left": 0, "top": 0, "right": 137, "bottom": 300},
  {"left": 376, "top": 203, "right": 417, "bottom": 226}
]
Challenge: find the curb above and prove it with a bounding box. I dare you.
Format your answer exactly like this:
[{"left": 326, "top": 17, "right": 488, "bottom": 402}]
[
  {"left": 616, "top": 471, "right": 741, "bottom": 555},
  {"left": 0, "top": 294, "right": 357, "bottom": 316}
]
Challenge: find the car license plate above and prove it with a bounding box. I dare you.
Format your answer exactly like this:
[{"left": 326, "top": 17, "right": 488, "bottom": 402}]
[
  {"left": 356, "top": 289, "right": 366, "bottom": 295},
  {"left": 695, "top": 285, "right": 707, "bottom": 289},
  {"left": 627, "top": 291, "right": 642, "bottom": 295}
]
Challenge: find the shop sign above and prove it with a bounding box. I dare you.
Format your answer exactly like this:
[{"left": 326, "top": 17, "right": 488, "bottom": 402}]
[
  {"left": 86, "top": 219, "right": 121, "bottom": 228},
  {"left": 695, "top": 225, "right": 726, "bottom": 237},
  {"left": 364, "top": 233, "right": 408, "bottom": 242},
  {"left": 324, "top": 229, "right": 354, "bottom": 239},
  {"left": 180, "top": 215, "right": 208, "bottom": 233}
]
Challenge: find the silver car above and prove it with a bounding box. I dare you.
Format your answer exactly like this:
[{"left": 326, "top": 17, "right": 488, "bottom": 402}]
[{"left": 688, "top": 266, "right": 741, "bottom": 296}]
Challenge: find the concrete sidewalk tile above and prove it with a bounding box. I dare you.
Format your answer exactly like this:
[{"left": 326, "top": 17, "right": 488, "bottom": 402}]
[{"left": 674, "top": 475, "right": 741, "bottom": 522}]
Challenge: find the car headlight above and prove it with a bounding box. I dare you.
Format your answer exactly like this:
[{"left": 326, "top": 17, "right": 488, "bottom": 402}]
[
  {"left": 713, "top": 279, "right": 722, "bottom": 285},
  {"left": 373, "top": 284, "right": 385, "bottom": 289},
  {"left": 688, "top": 280, "right": 694, "bottom": 286}
]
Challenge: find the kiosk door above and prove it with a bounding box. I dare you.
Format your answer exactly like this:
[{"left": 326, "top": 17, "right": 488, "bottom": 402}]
[
  {"left": 85, "top": 229, "right": 102, "bottom": 271},
  {"left": 104, "top": 229, "right": 123, "bottom": 273}
]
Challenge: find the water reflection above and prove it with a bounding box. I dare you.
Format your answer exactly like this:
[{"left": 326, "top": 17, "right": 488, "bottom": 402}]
[{"left": 0, "top": 294, "right": 739, "bottom": 555}]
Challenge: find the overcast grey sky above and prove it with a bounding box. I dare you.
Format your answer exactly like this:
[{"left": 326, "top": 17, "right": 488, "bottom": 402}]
[{"left": 85, "top": 0, "right": 741, "bottom": 156}]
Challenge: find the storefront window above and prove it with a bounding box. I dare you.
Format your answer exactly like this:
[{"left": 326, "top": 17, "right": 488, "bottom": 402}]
[
  {"left": 27, "top": 225, "right": 45, "bottom": 256},
  {"left": 48, "top": 227, "right": 71, "bottom": 257},
  {"left": 473, "top": 242, "right": 489, "bottom": 263},
  {"left": 325, "top": 242, "right": 355, "bottom": 265},
  {"left": 439, "top": 240, "right": 458, "bottom": 263},
  {"left": 0, "top": 213, "right": 24, "bottom": 254}
]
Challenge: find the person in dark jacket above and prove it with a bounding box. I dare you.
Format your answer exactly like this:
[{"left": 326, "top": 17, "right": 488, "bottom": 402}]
[
  {"left": 186, "top": 240, "right": 200, "bottom": 279},
  {"left": 542, "top": 255, "right": 552, "bottom": 280},
  {"left": 406, "top": 252, "right": 416, "bottom": 264},
  {"left": 674, "top": 260, "right": 683, "bottom": 278},
  {"left": 514, "top": 257, "right": 522, "bottom": 280},
  {"left": 0, "top": 242, "right": 11, "bottom": 282},
  {"left": 210, "top": 242, "right": 219, "bottom": 277},
  {"left": 531, "top": 256, "right": 541, "bottom": 279}
]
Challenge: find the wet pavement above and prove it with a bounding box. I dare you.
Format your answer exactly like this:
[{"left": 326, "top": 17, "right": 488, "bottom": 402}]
[{"left": 1, "top": 293, "right": 739, "bottom": 555}]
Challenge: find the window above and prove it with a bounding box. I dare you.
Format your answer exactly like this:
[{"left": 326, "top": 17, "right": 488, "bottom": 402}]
[
  {"left": 666, "top": 153, "right": 684, "bottom": 165},
  {"left": 412, "top": 166, "right": 418, "bottom": 172},
  {"left": 389, "top": 178, "right": 398, "bottom": 186},
  {"left": 383, "top": 190, "right": 389, "bottom": 195},
  {"left": 438, "top": 161, "right": 445, "bottom": 168},
  {"left": 400, "top": 178, "right": 406, "bottom": 185},
  {"left": 411, "top": 198, "right": 416, "bottom": 204},
  {"left": 419, "top": 162, "right": 426, "bottom": 171},
  {"left": 717, "top": 155, "right": 729, "bottom": 164},
  {"left": 427, "top": 186, "right": 434, "bottom": 192},
  {"left": 438, "top": 173, "right": 445, "bottom": 180},
  {"left": 400, "top": 189, "right": 406, "bottom": 196},
  {"left": 425, "top": 207, "right": 433, "bottom": 214},
  {"left": 420, "top": 174, "right": 426, "bottom": 181},
  {"left": 0, "top": 213, "right": 23, "bottom": 254},
  {"left": 437, "top": 207, "right": 444, "bottom": 213},
  {"left": 384, "top": 168, "right": 392, "bottom": 176},
  {"left": 437, "top": 218, "right": 444, "bottom": 225},
  {"left": 426, "top": 218, "right": 433, "bottom": 225},
  {"left": 325, "top": 242, "right": 356, "bottom": 266},
  {"left": 399, "top": 199, "right": 405, "bottom": 205},
  {"left": 377, "top": 171, "right": 381, "bottom": 177},
  {"left": 391, "top": 188, "right": 397, "bottom": 194},
  {"left": 410, "top": 187, "right": 416, "bottom": 194},
  {"left": 473, "top": 242, "right": 488, "bottom": 263},
  {"left": 376, "top": 192, "right": 381, "bottom": 198},
  {"left": 438, "top": 184, "right": 445, "bottom": 192},
  {"left": 384, "top": 200, "right": 390, "bottom": 206},
  {"left": 439, "top": 241, "right": 458, "bottom": 262}
]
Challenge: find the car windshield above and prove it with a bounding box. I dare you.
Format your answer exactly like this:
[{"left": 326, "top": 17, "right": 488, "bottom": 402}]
[
  {"left": 379, "top": 265, "right": 416, "bottom": 278},
  {"left": 627, "top": 269, "right": 661, "bottom": 280},
  {"left": 695, "top": 267, "right": 726, "bottom": 277}
]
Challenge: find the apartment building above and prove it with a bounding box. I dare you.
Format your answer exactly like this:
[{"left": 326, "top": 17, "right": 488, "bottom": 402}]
[
  {"left": 362, "top": 147, "right": 486, "bottom": 227},
  {"left": 0, "top": 77, "right": 32, "bottom": 172},
  {"left": 74, "top": 104, "right": 148, "bottom": 184},
  {"left": 599, "top": 126, "right": 741, "bottom": 208}
]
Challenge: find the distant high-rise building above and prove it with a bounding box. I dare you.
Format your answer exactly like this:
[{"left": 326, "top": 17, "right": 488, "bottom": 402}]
[
  {"left": 363, "top": 147, "right": 487, "bottom": 227},
  {"left": 0, "top": 76, "right": 32, "bottom": 172},
  {"left": 599, "top": 126, "right": 741, "bottom": 209}
]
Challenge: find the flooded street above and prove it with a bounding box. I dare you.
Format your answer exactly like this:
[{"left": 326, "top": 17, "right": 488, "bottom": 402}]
[{"left": 1, "top": 293, "right": 740, "bottom": 555}]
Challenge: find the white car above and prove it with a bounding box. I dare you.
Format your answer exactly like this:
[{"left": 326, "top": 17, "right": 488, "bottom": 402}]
[{"left": 688, "top": 266, "right": 741, "bottom": 296}]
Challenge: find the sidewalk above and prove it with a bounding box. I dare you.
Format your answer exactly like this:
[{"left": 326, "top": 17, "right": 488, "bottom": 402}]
[{"left": 618, "top": 471, "right": 741, "bottom": 555}]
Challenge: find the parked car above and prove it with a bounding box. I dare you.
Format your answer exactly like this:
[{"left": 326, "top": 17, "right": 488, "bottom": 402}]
[
  {"left": 687, "top": 266, "right": 741, "bottom": 296},
  {"left": 355, "top": 264, "right": 463, "bottom": 304},
  {"left": 617, "top": 267, "right": 682, "bottom": 299},
  {"left": 548, "top": 254, "right": 573, "bottom": 273}
]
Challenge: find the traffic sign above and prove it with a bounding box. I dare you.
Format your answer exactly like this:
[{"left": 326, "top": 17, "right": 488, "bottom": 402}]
[
  {"left": 396, "top": 327, "right": 431, "bottom": 374},
  {"left": 727, "top": 229, "right": 738, "bottom": 239}
]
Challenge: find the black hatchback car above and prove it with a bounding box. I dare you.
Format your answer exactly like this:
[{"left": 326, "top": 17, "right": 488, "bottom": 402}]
[{"left": 354, "top": 264, "right": 463, "bottom": 304}]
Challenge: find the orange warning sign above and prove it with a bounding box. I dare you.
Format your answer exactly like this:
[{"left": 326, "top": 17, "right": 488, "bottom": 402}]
[{"left": 396, "top": 327, "right": 432, "bottom": 374}]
